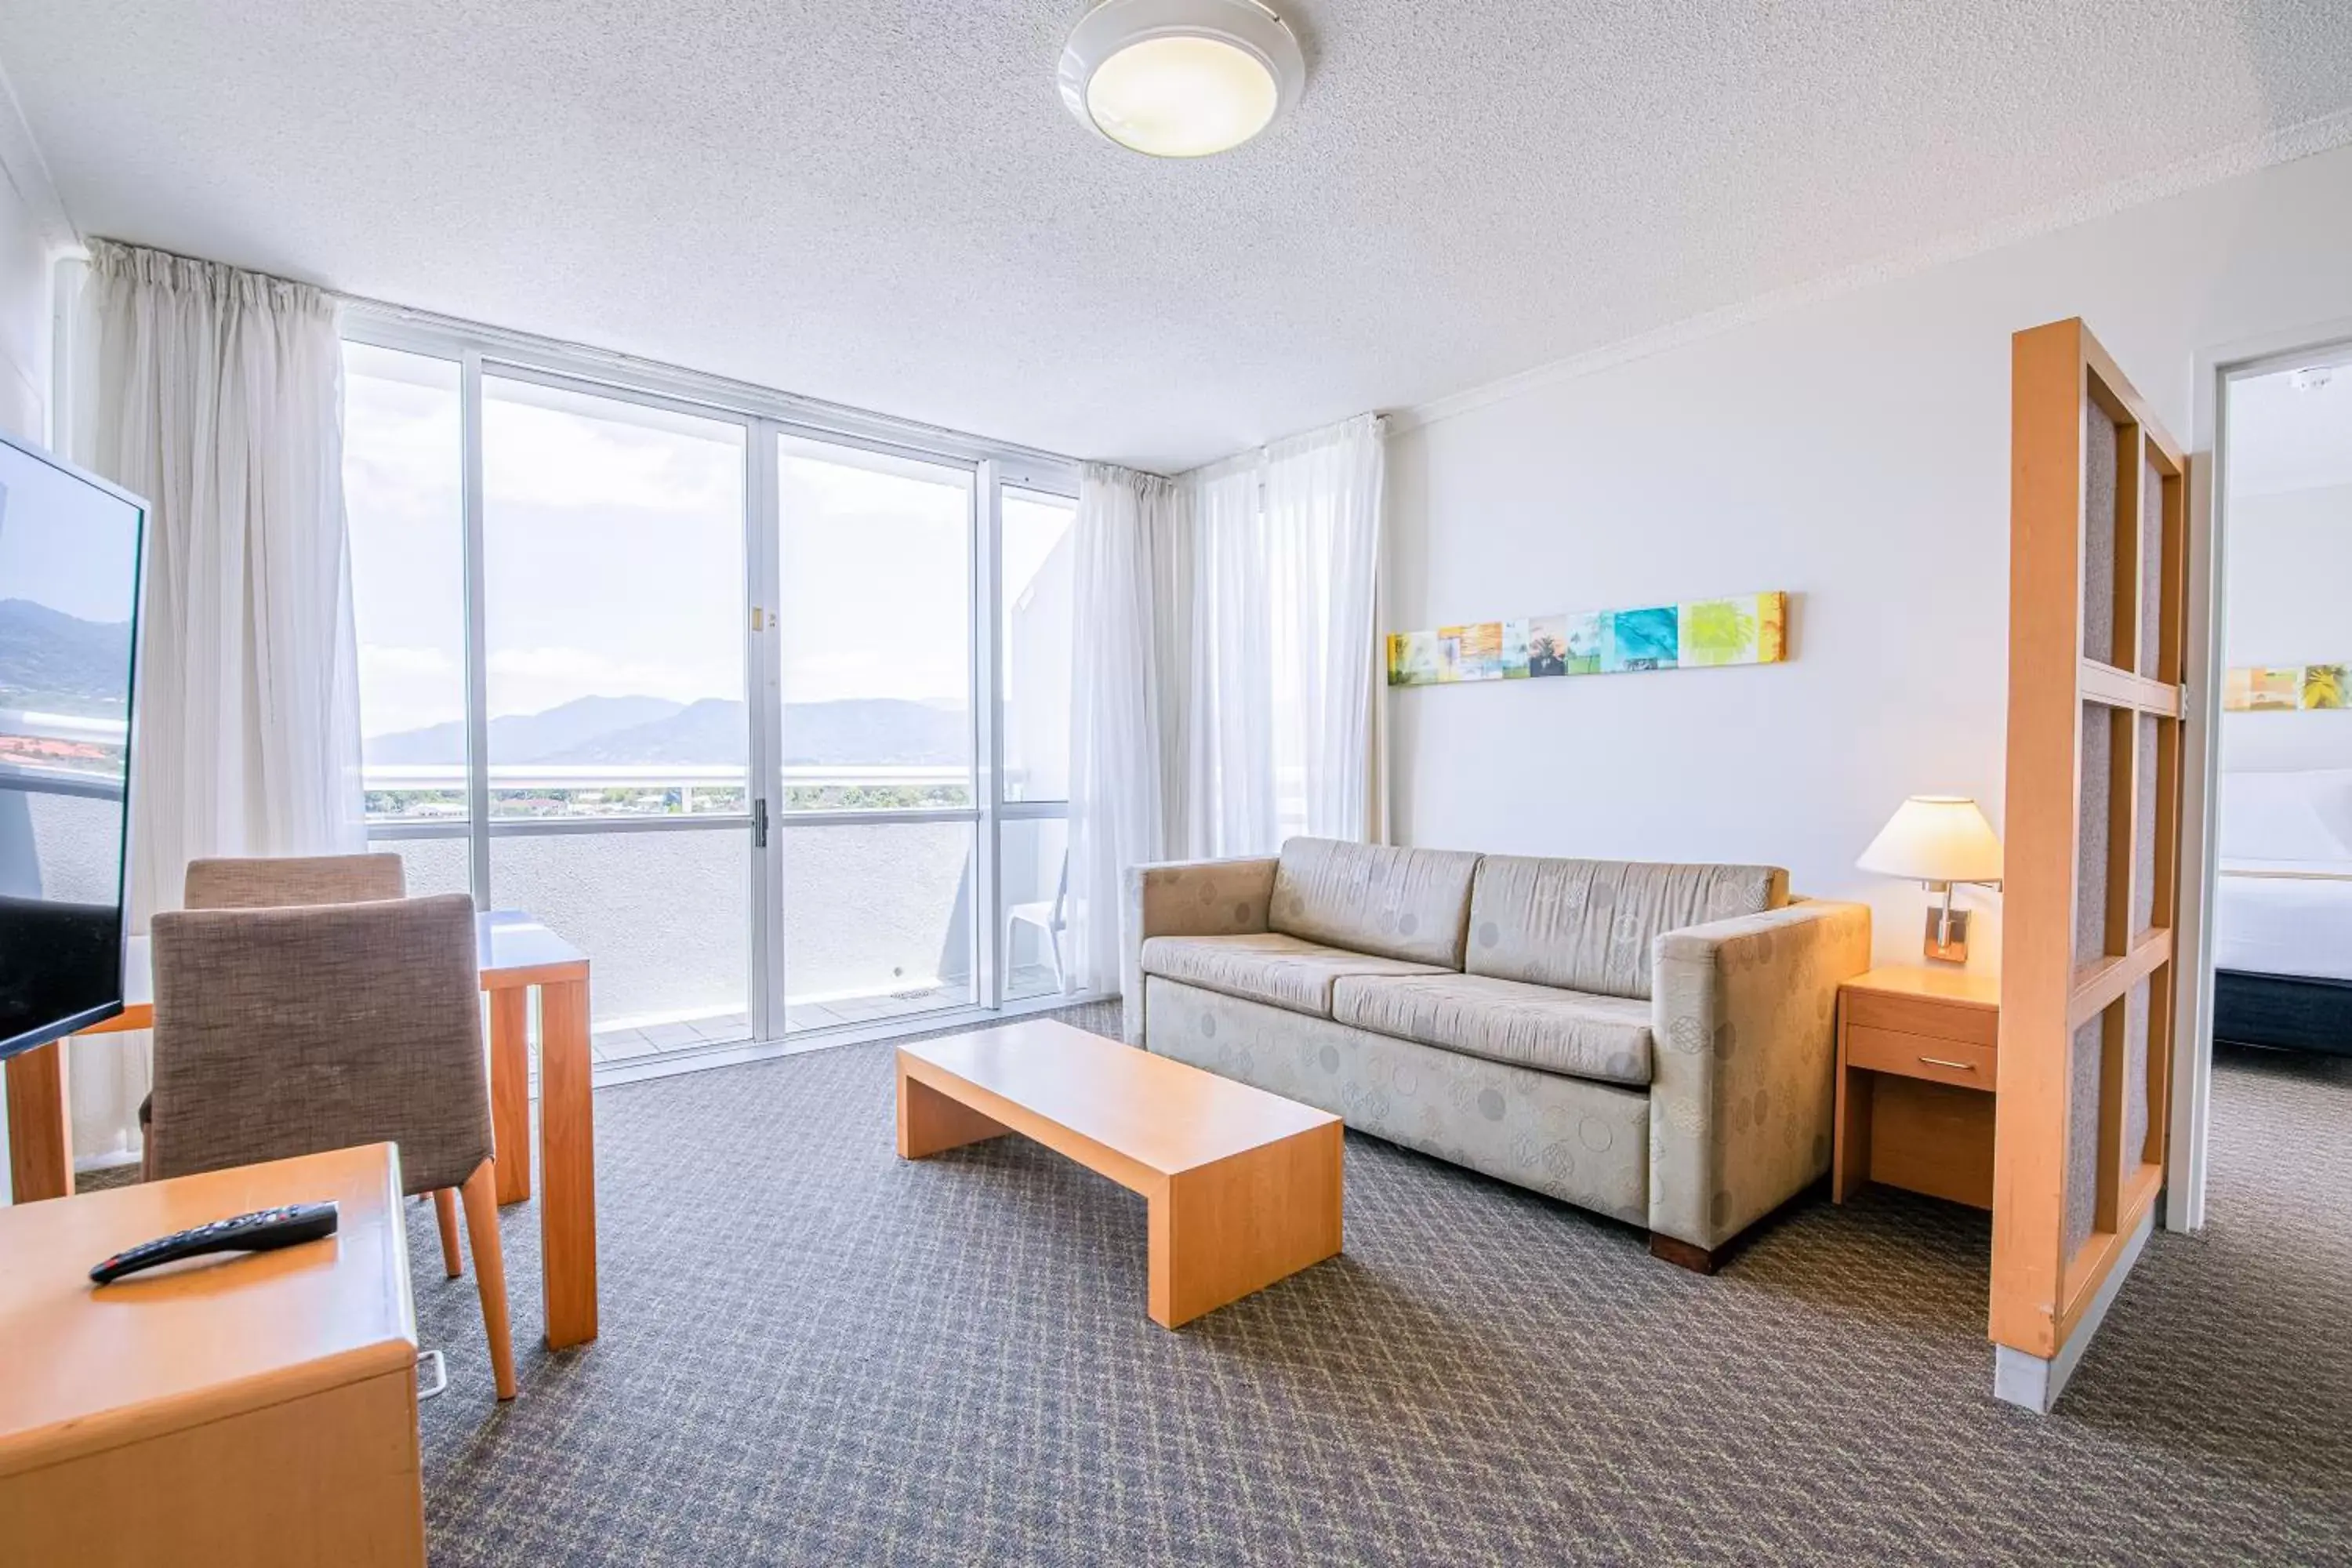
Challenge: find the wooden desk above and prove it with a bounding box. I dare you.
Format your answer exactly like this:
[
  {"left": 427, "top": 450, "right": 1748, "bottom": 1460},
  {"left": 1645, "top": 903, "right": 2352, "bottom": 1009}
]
[
  {"left": 898, "top": 1020, "right": 1343, "bottom": 1328},
  {"left": 0, "top": 1142, "right": 426, "bottom": 1567},
  {"left": 3, "top": 909, "right": 599, "bottom": 1350},
  {"left": 1834, "top": 966, "right": 2001, "bottom": 1210}
]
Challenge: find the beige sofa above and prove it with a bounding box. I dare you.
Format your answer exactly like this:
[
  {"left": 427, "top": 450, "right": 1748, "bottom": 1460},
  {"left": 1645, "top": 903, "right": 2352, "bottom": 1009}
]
[{"left": 1123, "top": 838, "right": 1871, "bottom": 1270}]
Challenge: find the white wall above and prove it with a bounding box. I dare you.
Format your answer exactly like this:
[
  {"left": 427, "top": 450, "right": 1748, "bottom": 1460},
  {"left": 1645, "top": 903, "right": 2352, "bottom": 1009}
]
[
  {"left": 1388, "top": 142, "right": 2352, "bottom": 975},
  {"left": 2223, "top": 482, "right": 2352, "bottom": 670},
  {"left": 0, "top": 151, "right": 49, "bottom": 441},
  {"left": 2218, "top": 482, "right": 2352, "bottom": 775}
]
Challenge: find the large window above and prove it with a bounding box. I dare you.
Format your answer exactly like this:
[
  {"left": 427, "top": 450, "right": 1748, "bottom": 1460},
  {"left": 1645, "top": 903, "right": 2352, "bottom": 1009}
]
[
  {"left": 778, "top": 437, "right": 976, "bottom": 1027},
  {"left": 1001, "top": 488, "right": 1076, "bottom": 804},
  {"left": 481, "top": 376, "right": 749, "bottom": 822},
  {"left": 346, "top": 344, "right": 466, "bottom": 829},
  {"left": 481, "top": 377, "right": 754, "bottom": 1052},
  {"left": 997, "top": 487, "right": 1076, "bottom": 1001},
  {"left": 777, "top": 439, "right": 973, "bottom": 813},
  {"left": 342, "top": 331, "right": 1081, "bottom": 1068}
]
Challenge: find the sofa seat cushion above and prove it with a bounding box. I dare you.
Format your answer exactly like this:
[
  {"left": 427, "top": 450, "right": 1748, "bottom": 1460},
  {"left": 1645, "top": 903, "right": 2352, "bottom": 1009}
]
[
  {"left": 1331, "top": 972, "right": 1653, "bottom": 1087},
  {"left": 1139, "top": 933, "right": 1448, "bottom": 1019}
]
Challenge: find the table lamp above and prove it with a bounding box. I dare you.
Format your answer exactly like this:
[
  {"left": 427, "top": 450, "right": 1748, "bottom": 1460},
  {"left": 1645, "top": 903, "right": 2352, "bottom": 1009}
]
[{"left": 1857, "top": 796, "right": 2004, "bottom": 963}]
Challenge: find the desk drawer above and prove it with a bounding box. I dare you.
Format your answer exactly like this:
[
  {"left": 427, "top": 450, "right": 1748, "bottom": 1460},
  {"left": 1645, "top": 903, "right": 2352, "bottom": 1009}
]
[
  {"left": 1842, "top": 990, "right": 1998, "bottom": 1045},
  {"left": 1847, "top": 1025, "right": 1994, "bottom": 1090}
]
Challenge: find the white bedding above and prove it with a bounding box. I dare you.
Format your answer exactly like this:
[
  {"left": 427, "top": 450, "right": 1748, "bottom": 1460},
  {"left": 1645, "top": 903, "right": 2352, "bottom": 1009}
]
[
  {"left": 2212, "top": 771, "right": 2352, "bottom": 982},
  {"left": 2214, "top": 859, "right": 2352, "bottom": 982}
]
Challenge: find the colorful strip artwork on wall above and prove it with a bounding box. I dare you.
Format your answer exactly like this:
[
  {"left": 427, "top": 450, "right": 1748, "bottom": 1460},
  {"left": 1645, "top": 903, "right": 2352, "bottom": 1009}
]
[
  {"left": 2223, "top": 664, "right": 2349, "bottom": 711},
  {"left": 1388, "top": 592, "right": 1787, "bottom": 688}
]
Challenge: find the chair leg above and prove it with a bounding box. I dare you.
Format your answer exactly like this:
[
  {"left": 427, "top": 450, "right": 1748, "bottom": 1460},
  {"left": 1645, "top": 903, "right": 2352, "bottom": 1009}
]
[
  {"left": 1047, "top": 926, "right": 1066, "bottom": 993},
  {"left": 458, "top": 1160, "right": 518, "bottom": 1400},
  {"left": 434, "top": 1189, "right": 464, "bottom": 1279}
]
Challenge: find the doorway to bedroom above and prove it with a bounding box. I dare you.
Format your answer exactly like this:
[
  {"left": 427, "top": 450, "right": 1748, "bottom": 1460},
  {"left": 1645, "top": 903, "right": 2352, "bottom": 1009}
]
[{"left": 2202, "top": 343, "right": 2352, "bottom": 1237}]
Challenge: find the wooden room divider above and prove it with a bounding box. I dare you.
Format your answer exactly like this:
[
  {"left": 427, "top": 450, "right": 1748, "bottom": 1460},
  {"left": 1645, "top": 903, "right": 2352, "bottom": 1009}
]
[{"left": 1994, "top": 318, "right": 2189, "bottom": 1407}]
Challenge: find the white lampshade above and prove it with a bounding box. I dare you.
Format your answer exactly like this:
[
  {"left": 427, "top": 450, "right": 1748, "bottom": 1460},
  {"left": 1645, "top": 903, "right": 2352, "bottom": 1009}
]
[{"left": 1857, "top": 796, "right": 2004, "bottom": 885}]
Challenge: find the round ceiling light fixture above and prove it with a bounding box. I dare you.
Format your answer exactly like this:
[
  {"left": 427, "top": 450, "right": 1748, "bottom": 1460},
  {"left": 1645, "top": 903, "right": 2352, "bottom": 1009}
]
[{"left": 1059, "top": 0, "right": 1305, "bottom": 158}]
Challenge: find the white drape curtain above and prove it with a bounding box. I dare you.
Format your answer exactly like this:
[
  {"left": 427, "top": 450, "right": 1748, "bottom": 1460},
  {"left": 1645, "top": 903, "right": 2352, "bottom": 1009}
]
[
  {"left": 64, "top": 240, "right": 365, "bottom": 1160},
  {"left": 1167, "top": 457, "right": 1276, "bottom": 855},
  {"left": 1064, "top": 413, "right": 1385, "bottom": 996},
  {"left": 1066, "top": 463, "right": 1181, "bottom": 994},
  {"left": 1263, "top": 416, "right": 1385, "bottom": 843},
  {"left": 1167, "top": 414, "right": 1385, "bottom": 856}
]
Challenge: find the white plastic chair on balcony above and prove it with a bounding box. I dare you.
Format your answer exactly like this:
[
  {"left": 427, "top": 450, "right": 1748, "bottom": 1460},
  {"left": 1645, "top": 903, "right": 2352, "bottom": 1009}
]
[{"left": 1007, "top": 852, "right": 1069, "bottom": 994}]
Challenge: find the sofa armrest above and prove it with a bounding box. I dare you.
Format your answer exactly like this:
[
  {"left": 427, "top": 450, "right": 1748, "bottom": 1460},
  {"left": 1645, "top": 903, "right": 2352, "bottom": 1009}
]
[
  {"left": 1120, "top": 855, "right": 1279, "bottom": 1044},
  {"left": 1647, "top": 898, "right": 1872, "bottom": 1250}
]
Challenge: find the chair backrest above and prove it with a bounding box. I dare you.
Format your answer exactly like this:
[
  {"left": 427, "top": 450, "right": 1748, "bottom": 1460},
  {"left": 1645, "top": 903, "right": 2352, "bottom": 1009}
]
[
  {"left": 183, "top": 853, "right": 407, "bottom": 910},
  {"left": 147, "top": 893, "right": 490, "bottom": 1195}
]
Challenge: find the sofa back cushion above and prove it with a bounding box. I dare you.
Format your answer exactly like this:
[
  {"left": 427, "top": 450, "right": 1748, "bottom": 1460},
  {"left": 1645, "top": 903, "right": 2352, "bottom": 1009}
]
[
  {"left": 1465, "top": 856, "right": 1788, "bottom": 1000},
  {"left": 1268, "top": 838, "right": 1481, "bottom": 968}
]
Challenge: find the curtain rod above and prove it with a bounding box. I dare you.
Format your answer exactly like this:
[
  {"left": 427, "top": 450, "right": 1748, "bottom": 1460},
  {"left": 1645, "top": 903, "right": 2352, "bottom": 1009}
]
[
  {"left": 337, "top": 292, "right": 1083, "bottom": 476},
  {"left": 1175, "top": 411, "right": 1389, "bottom": 485},
  {"left": 78, "top": 234, "right": 1085, "bottom": 477}
]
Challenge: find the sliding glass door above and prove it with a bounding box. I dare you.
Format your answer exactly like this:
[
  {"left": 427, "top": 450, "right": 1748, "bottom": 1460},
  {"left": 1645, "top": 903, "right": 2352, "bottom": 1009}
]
[
  {"left": 343, "top": 325, "right": 1080, "bottom": 1070},
  {"left": 478, "top": 373, "right": 756, "bottom": 1059},
  {"left": 998, "top": 486, "right": 1077, "bottom": 1000},
  {"left": 775, "top": 436, "right": 975, "bottom": 1031}
]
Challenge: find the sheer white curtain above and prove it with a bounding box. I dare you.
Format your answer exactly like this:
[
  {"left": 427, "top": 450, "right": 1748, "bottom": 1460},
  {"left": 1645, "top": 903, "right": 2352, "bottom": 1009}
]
[
  {"left": 1265, "top": 415, "right": 1385, "bottom": 841},
  {"left": 1064, "top": 415, "right": 1385, "bottom": 1000},
  {"left": 65, "top": 240, "right": 365, "bottom": 1159},
  {"left": 1169, "top": 456, "right": 1276, "bottom": 855},
  {"left": 1066, "top": 463, "right": 1181, "bottom": 994},
  {"left": 1167, "top": 412, "right": 1386, "bottom": 857}
]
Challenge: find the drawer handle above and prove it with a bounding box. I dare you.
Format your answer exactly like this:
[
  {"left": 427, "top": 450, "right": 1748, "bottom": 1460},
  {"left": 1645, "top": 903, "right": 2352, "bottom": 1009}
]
[{"left": 1918, "top": 1054, "right": 1976, "bottom": 1072}]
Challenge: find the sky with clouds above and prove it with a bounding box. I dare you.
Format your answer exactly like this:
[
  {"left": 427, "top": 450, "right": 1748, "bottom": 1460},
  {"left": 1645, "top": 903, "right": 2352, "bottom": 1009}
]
[{"left": 344, "top": 344, "right": 1071, "bottom": 741}]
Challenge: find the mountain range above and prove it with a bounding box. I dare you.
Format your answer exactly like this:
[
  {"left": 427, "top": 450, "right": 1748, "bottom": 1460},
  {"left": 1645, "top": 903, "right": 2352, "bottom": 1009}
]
[
  {"left": 2, "top": 598, "right": 970, "bottom": 766},
  {"left": 0, "top": 599, "right": 134, "bottom": 717},
  {"left": 365, "top": 693, "right": 968, "bottom": 767}
]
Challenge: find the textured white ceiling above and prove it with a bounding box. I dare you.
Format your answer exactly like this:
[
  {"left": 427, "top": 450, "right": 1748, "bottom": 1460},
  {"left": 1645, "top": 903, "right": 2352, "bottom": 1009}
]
[{"left": 5, "top": 2, "right": 2352, "bottom": 471}]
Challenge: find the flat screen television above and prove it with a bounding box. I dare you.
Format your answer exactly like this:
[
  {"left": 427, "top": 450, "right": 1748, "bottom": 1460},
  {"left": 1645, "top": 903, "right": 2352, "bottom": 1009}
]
[{"left": 0, "top": 426, "right": 147, "bottom": 1061}]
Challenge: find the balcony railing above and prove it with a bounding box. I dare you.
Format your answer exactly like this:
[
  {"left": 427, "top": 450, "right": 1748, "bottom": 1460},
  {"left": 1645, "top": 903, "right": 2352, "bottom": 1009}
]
[
  {"left": 365, "top": 763, "right": 977, "bottom": 825},
  {"left": 3, "top": 709, "right": 1070, "bottom": 1055},
  {"left": 0, "top": 707, "right": 129, "bottom": 801},
  {"left": 358, "top": 760, "right": 1066, "bottom": 1053}
]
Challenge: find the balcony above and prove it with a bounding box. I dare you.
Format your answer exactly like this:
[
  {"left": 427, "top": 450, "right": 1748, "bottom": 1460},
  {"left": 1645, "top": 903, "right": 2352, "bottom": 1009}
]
[
  {"left": 2, "top": 706, "right": 129, "bottom": 909},
  {"left": 5, "top": 710, "right": 1068, "bottom": 1071},
  {"left": 368, "top": 761, "right": 1069, "bottom": 1069}
]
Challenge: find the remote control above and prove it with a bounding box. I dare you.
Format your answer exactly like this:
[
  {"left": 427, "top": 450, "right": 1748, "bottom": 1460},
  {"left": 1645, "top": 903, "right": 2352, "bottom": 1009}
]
[{"left": 89, "top": 1201, "right": 340, "bottom": 1285}]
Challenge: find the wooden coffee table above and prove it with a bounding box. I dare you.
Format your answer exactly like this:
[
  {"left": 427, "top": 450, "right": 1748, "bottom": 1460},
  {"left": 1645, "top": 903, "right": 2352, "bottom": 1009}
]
[{"left": 896, "top": 1019, "right": 1342, "bottom": 1327}]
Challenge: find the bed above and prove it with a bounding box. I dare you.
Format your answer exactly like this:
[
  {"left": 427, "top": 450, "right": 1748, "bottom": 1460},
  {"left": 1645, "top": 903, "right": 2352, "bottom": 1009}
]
[{"left": 2212, "top": 768, "right": 2352, "bottom": 1057}]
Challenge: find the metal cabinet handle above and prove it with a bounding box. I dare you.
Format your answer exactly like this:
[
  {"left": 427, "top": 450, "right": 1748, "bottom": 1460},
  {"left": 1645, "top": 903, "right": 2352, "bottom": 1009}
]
[{"left": 1918, "top": 1055, "right": 1976, "bottom": 1071}]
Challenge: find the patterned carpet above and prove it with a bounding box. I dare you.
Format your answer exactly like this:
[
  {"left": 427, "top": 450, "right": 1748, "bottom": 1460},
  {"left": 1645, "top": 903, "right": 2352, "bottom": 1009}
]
[{"left": 407, "top": 1012, "right": 2352, "bottom": 1565}]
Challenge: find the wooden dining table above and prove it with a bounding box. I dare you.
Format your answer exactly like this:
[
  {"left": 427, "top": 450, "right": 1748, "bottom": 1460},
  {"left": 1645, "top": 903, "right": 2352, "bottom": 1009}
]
[{"left": 1, "top": 909, "right": 600, "bottom": 1351}]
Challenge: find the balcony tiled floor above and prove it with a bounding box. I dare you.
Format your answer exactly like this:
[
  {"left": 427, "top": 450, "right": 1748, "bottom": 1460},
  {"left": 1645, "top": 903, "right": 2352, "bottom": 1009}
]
[
  {"left": 588, "top": 965, "right": 1065, "bottom": 1063},
  {"left": 592, "top": 1013, "right": 753, "bottom": 1063}
]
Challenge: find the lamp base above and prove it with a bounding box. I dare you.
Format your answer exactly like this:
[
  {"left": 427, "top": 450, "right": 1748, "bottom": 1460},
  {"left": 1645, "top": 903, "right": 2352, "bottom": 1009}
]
[{"left": 1922, "top": 908, "right": 1971, "bottom": 964}]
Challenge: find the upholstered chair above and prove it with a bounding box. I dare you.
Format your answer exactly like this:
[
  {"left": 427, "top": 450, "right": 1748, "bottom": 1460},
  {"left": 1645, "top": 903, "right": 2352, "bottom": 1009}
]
[
  {"left": 145, "top": 891, "right": 517, "bottom": 1399},
  {"left": 181, "top": 851, "right": 407, "bottom": 911},
  {"left": 163, "top": 852, "right": 480, "bottom": 1283}
]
